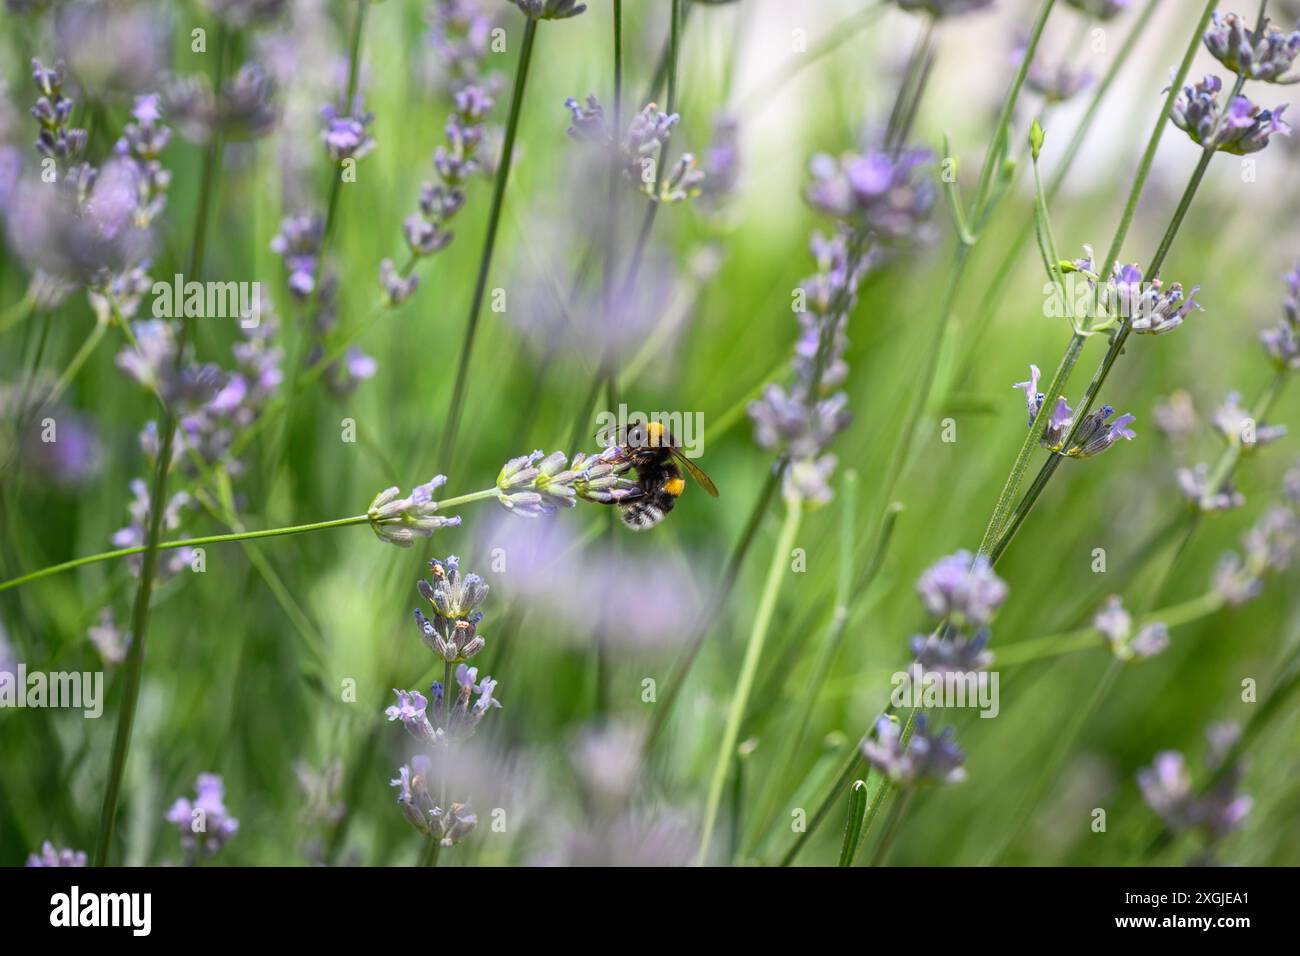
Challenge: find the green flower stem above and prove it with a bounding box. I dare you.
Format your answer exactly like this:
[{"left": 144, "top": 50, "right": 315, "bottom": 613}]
[
  {"left": 867, "top": 786, "right": 913, "bottom": 866},
  {"left": 697, "top": 496, "right": 804, "bottom": 865},
  {"left": 0, "top": 515, "right": 371, "bottom": 594},
  {"left": 1203, "top": 369, "right": 1291, "bottom": 497},
  {"left": 93, "top": 23, "right": 233, "bottom": 866},
  {"left": 956, "top": 0, "right": 1165, "bottom": 381},
  {"left": 643, "top": 461, "right": 785, "bottom": 751},
  {"left": 884, "top": 15, "right": 935, "bottom": 153},
  {"left": 971, "top": 127, "right": 1081, "bottom": 555},
  {"left": 0, "top": 295, "right": 34, "bottom": 335},
  {"left": 667, "top": 0, "right": 682, "bottom": 115},
  {"left": 437, "top": 15, "right": 538, "bottom": 473},
  {"left": 990, "top": 150, "right": 1222, "bottom": 562},
  {"left": 46, "top": 314, "right": 111, "bottom": 406},
  {"left": 983, "top": 659, "right": 1122, "bottom": 865},
  {"left": 992, "top": 591, "right": 1226, "bottom": 667},
  {"left": 969, "top": 0, "right": 1057, "bottom": 222},
  {"left": 977, "top": 330, "right": 1084, "bottom": 556},
  {"left": 744, "top": 472, "right": 872, "bottom": 855}
]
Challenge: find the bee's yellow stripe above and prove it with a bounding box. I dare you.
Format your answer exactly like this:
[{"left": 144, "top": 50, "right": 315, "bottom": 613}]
[{"left": 663, "top": 477, "right": 685, "bottom": 496}]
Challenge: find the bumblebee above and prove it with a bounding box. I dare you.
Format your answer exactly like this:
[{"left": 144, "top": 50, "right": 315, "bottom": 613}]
[{"left": 597, "top": 421, "right": 719, "bottom": 530}]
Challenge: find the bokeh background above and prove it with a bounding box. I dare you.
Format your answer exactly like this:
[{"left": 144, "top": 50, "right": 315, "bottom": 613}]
[{"left": 2, "top": 0, "right": 1299, "bottom": 866}]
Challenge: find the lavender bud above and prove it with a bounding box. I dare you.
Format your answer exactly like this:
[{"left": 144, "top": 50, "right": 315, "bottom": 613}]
[
  {"left": 860, "top": 714, "right": 967, "bottom": 787},
  {"left": 25, "top": 842, "right": 87, "bottom": 867},
  {"left": 1177, "top": 463, "right": 1245, "bottom": 513},
  {"left": 379, "top": 257, "right": 420, "bottom": 306},
  {"left": 916, "top": 550, "right": 1008, "bottom": 626},
  {"left": 1204, "top": 12, "right": 1300, "bottom": 83},
  {"left": 165, "top": 773, "right": 239, "bottom": 859},
  {"left": 1170, "top": 75, "right": 1290, "bottom": 155},
  {"left": 367, "top": 475, "right": 461, "bottom": 547}
]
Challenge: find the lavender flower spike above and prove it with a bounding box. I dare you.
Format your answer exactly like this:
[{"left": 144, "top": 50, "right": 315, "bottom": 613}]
[
  {"left": 165, "top": 773, "right": 239, "bottom": 859},
  {"left": 1064, "top": 404, "right": 1136, "bottom": 459},
  {"left": 860, "top": 714, "right": 967, "bottom": 787},
  {"left": 26, "top": 842, "right": 88, "bottom": 867},
  {"left": 1203, "top": 12, "right": 1300, "bottom": 83},
  {"left": 1170, "top": 75, "right": 1290, "bottom": 155},
  {"left": 368, "top": 475, "right": 462, "bottom": 547},
  {"left": 916, "top": 550, "right": 1009, "bottom": 626},
  {"left": 497, "top": 449, "right": 580, "bottom": 516}
]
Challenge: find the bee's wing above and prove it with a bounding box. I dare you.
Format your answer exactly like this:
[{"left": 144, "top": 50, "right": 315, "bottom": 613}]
[{"left": 670, "top": 450, "right": 720, "bottom": 497}]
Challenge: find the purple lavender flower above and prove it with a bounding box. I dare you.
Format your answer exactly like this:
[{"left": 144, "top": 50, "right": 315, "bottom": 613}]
[
  {"left": 368, "top": 475, "right": 462, "bottom": 547},
  {"left": 890, "top": 0, "right": 995, "bottom": 16},
  {"left": 1015, "top": 38, "right": 1094, "bottom": 103},
  {"left": 29, "top": 59, "right": 87, "bottom": 163},
  {"left": 1153, "top": 390, "right": 1198, "bottom": 441},
  {"left": 1013, "top": 364, "right": 1044, "bottom": 425},
  {"left": 1129, "top": 622, "right": 1170, "bottom": 659},
  {"left": 426, "top": 0, "right": 499, "bottom": 91},
  {"left": 749, "top": 384, "right": 852, "bottom": 460},
  {"left": 25, "top": 842, "right": 87, "bottom": 867},
  {"left": 386, "top": 688, "right": 437, "bottom": 743},
  {"left": 1105, "top": 262, "right": 1202, "bottom": 335},
  {"left": 510, "top": 0, "right": 587, "bottom": 19},
  {"left": 52, "top": 2, "right": 172, "bottom": 98},
  {"left": 784, "top": 453, "right": 839, "bottom": 506},
  {"left": 1204, "top": 12, "right": 1300, "bottom": 83},
  {"left": 1213, "top": 551, "right": 1262, "bottom": 605},
  {"left": 565, "top": 97, "right": 702, "bottom": 204},
  {"left": 861, "top": 714, "right": 967, "bottom": 786},
  {"left": 1243, "top": 506, "right": 1300, "bottom": 572},
  {"left": 111, "top": 479, "right": 194, "bottom": 579},
  {"left": 165, "top": 773, "right": 239, "bottom": 860},
  {"left": 391, "top": 755, "right": 438, "bottom": 832},
  {"left": 112, "top": 95, "right": 173, "bottom": 228},
  {"left": 497, "top": 449, "right": 581, "bottom": 516},
  {"left": 88, "top": 608, "right": 130, "bottom": 666},
  {"left": 379, "top": 257, "right": 420, "bottom": 305},
  {"left": 320, "top": 99, "right": 375, "bottom": 162},
  {"left": 806, "top": 147, "right": 933, "bottom": 241},
  {"left": 699, "top": 113, "right": 741, "bottom": 210},
  {"left": 916, "top": 550, "right": 1008, "bottom": 626},
  {"left": 1261, "top": 259, "right": 1300, "bottom": 369},
  {"left": 167, "top": 62, "right": 279, "bottom": 144},
  {"left": 1072, "top": 405, "right": 1136, "bottom": 458},
  {"left": 270, "top": 213, "right": 323, "bottom": 299},
  {"left": 1092, "top": 595, "right": 1132, "bottom": 647},
  {"left": 910, "top": 629, "right": 993, "bottom": 674},
  {"left": 1212, "top": 391, "right": 1287, "bottom": 450},
  {"left": 420, "top": 554, "right": 489, "bottom": 621},
  {"left": 1138, "top": 725, "right": 1253, "bottom": 841},
  {"left": 1177, "top": 463, "right": 1246, "bottom": 513},
  {"left": 1170, "top": 75, "right": 1290, "bottom": 155}
]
